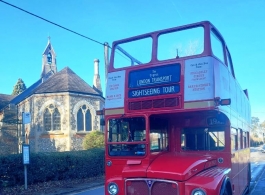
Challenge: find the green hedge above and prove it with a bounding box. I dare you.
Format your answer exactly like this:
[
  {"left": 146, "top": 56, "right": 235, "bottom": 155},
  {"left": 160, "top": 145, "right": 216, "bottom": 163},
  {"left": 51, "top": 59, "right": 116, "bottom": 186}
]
[{"left": 0, "top": 148, "right": 105, "bottom": 188}]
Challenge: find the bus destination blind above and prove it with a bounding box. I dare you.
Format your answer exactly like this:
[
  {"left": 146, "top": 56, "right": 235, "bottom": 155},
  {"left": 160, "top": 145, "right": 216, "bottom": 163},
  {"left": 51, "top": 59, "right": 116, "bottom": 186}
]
[
  {"left": 128, "top": 64, "right": 180, "bottom": 98},
  {"left": 128, "top": 63, "right": 181, "bottom": 88}
]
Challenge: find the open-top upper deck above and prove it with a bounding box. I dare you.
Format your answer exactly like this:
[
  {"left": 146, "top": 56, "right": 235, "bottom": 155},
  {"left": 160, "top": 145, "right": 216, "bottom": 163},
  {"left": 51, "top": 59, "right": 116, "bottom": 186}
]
[
  {"left": 108, "top": 21, "right": 226, "bottom": 70},
  {"left": 105, "top": 21, "right": 251, "bottom": 125}
]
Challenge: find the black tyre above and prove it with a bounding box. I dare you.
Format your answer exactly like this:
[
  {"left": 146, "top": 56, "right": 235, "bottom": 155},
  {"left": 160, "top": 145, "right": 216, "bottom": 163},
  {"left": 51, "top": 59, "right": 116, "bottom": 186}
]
[{"left": 222, "top": 187, "right": 231, "bottom": 195}]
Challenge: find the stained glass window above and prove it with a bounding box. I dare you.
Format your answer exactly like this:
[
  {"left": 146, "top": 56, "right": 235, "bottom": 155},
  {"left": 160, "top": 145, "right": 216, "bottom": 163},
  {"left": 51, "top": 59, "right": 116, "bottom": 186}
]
[
  {"left": 43, "top": 105, "right": 61, "bottom": 131},
  {"left": 44, "top": 108, "right": 51, "bottom": 131},
  {"left": 85, "top": 110, "right": 91, "bottom": 131},
  {"left": 77, "top": 105, "right": 92, "bottom": 132},
  {"left": 77, "top": 108, "right": 84, "bottom": 131},
  {"left": 53, "top": 108, "right": 61, "bottom": 130}
]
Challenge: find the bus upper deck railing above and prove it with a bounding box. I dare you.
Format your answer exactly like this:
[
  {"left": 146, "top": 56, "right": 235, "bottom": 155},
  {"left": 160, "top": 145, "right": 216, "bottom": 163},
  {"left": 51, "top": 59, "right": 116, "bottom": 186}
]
[{"left": 109, "top": 21, "right": 225, "bottom": 70}]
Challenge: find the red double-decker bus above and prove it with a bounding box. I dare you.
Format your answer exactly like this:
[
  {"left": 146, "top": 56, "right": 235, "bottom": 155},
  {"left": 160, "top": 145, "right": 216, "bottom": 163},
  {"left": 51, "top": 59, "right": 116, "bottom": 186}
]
[{"left": 103, "top": 21, "right": 251, "bottom": 195}]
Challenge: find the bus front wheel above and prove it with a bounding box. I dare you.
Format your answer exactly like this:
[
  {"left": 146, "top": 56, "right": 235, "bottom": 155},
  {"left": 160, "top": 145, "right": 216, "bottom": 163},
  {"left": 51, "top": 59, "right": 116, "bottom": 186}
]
[{"left": 221, "top": 188, "right": 230, "bottom": 195}]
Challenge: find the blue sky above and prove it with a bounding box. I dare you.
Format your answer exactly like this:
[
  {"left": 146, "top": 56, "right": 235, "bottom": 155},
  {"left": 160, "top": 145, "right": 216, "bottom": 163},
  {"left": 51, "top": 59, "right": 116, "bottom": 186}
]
[{"left": 0, "top": 0, "right": 265, "bottom": 122}]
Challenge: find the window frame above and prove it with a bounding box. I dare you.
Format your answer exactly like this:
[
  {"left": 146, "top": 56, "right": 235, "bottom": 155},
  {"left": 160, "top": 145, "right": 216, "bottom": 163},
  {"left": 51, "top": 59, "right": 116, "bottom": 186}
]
[
  {"left": 77, "top": 104, "right": 92, "bottom": 132},
  {"left": 181, "top": 126, "right": 225, "bottom": 151},
  {"left": 231, "top": 128, "right": 238, "bottom": 152},
  {"left": 107, "top": 116, "right": 147, "bottom": 157},
  {"left": 43, "top": 104, "right": 61, "bottom": 131},
  {"left": 157, "top": 26, "right": 205, "bottom": 60},
  {"left": 210, "top": 28, "right": 225, "bottom": 64}
]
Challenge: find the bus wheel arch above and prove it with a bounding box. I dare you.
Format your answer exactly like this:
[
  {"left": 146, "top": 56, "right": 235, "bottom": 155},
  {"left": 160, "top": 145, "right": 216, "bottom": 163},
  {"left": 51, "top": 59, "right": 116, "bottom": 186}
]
[{"left": 220, "top": 177, "right": 232, "bottom": 195}]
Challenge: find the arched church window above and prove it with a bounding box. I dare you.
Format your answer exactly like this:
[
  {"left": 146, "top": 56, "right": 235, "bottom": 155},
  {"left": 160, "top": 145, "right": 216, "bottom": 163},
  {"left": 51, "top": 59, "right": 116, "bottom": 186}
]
[
  {"left": 44, "top": 108, "right": 52, "bottom": 131},
  {"left": 85, "top": 110, "right": 92, "bottom": 131},
  {"left": 43, "top": 104, "right": 61, "bottom": 131},
  {"left": 77, "top": 109, "right": 84, "bottom": 131},
  {"left": 53, "top": 108, "right": 61, "bottom": 130},
  {"left": 77, "top": 104, "right": 92, "bottom": 132}
]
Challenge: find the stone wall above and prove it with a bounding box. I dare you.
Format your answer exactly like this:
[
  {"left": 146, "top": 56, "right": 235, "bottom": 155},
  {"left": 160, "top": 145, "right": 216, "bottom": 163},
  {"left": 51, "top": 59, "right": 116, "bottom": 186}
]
[{"left": 16, "top": 93, "right": 104, "bottom": 153}]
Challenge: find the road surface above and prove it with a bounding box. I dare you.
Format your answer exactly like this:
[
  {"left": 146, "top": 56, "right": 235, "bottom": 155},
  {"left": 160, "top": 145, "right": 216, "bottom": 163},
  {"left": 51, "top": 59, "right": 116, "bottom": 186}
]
[{"left": 70, "top": 186, "right": 104, "bottom": 195}]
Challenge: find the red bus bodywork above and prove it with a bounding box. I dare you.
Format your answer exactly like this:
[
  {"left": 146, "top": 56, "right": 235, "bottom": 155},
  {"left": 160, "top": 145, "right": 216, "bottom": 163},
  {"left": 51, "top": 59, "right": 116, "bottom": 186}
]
[{"left": 104, "top": 21, "right": 251, "bottom": 195}]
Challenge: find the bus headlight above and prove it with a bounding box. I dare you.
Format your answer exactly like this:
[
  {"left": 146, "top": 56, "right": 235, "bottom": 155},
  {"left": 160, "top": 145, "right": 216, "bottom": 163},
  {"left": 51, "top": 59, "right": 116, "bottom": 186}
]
[
  {"left": 108, "top": 182, "right": 119, "bottom": 195},
  {"left": 192, "top": 188, "right": 206, "bottom": 195}
]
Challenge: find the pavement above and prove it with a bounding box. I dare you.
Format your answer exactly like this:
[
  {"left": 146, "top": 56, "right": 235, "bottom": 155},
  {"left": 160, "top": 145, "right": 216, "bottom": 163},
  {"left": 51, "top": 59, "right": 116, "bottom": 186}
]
[
  {"left": 47, "top": 177, "right": 104, "bottom": 195},
  {"left": 250, "top": 164, "right": 265, "bottom": 195}
]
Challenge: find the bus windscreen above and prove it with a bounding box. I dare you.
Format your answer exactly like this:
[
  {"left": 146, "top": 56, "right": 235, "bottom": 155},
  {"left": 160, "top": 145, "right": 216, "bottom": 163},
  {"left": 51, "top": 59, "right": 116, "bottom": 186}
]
[{"left": 107, "top": 117, "right": 146, "bottom": 156}]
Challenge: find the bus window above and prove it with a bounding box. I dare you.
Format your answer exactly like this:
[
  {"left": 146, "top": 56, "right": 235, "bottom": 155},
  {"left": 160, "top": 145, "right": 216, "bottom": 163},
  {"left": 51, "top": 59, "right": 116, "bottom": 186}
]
[
  {"left": 246, "top": 132, "right": 250, "bottom": 148},
  {"left": 107, "top": 117, "right": 146, "bottom": 156},
  {"left": 210, "top": 29, "right": 225, "bottom": 63},
  {"left": 242, "top": 132, "right": 247, "bottom": 149},
  {"left": 181, "top": 127, "right": 225, "bottom": 151},
  {"left": 108, "top": 119, "right": 127, "bottom": 142},
  {"left": 231, "top": 128, "right": 238, "bottom": 152},
  {"left": 113, "top": 37, "right": 152, "bottom": 68},
  {"left": 150, "top": 117, "right": 168, "bottom": 152},
  {"left": 158, "top": 27, "right": 204, "bottom": 60},
  {"left": 226, "top": 48, "right": 235, "bottom": 78},
  {"left": 238, "top": 129, "right": 242, "bottom": 149}
]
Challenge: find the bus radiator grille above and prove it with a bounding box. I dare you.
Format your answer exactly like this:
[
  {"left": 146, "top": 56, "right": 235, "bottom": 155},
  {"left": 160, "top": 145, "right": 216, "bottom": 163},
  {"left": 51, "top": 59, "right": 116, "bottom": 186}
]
[
  {"left": 125, "top": 179, "right": 179, "bottom": 195},
  {"left": 151, "top": 181, "right": 178, "bottom": 195},
  {"left": 129, "top": 98, "right": 179, "bottom": 110},
  {"left": 126, "top": 180, "right": 149, "bottom": 195}
]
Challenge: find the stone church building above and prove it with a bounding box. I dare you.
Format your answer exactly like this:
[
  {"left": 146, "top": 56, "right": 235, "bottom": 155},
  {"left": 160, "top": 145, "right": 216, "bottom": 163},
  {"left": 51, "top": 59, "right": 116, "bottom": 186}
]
[{"left": 0, "top": 39, "right": 104, "bottom": 153}]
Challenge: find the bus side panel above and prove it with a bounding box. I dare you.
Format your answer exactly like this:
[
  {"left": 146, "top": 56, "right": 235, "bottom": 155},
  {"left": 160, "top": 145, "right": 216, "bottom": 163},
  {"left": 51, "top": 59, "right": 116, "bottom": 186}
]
[
  {"left": 231, "top": 151, "right": 240, "bottom": 194},
  {"left": 185, "top": 168, "right": 229, "bottom": 195},
  {"left": 238, "top": 148, "right": 250, "bottom": 194},
  {"left": 214, "top": 58, "right": 230, "bottom": 100}
]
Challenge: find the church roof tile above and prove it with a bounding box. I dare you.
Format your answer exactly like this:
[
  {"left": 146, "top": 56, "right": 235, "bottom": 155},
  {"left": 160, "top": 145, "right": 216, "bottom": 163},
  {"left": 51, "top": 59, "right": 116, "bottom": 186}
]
[
  {"left": 8, "top": 67, "right": 102, "bottom": 106},
  {"left": 0, "top": 94, "right": 15, "bottom": 110},
  {"left": 34, "top": 67, "right": 100, "bottom": 95}
]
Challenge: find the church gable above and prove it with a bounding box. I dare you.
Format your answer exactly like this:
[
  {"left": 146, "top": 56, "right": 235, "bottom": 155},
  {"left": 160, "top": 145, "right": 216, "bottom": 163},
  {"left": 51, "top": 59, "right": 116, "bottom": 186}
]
[{"left": 43, "top": 41, "right": 55, "bottom": 56}]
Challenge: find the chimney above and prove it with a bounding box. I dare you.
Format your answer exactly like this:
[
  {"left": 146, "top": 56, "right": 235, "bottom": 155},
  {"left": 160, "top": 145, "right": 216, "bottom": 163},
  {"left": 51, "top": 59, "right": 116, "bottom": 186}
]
[{"left": 93, "top": 59, "right": 102, "bottom": 94}]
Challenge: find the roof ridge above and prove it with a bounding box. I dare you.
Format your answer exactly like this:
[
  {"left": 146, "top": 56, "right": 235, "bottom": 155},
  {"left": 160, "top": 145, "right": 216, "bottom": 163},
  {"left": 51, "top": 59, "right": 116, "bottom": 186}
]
[{"left": 33, "top": 67, "right": 102, "bottom": 96}]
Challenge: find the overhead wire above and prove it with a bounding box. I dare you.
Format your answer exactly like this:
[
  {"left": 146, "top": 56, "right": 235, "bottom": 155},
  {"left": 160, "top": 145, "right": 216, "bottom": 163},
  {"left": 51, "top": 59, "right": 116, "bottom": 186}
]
[
  {"left": 0, "top": 0, "right": 110, "bottom": 48},
  {"left": 0, "top": 0, "right": 138, "bottom": 64}
]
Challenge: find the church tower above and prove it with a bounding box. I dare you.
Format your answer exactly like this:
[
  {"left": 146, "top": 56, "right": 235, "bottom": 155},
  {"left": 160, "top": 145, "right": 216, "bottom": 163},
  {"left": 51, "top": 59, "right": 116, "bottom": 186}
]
[{"left": 41, "top": 37, "right": 57, "bottom": 79}]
